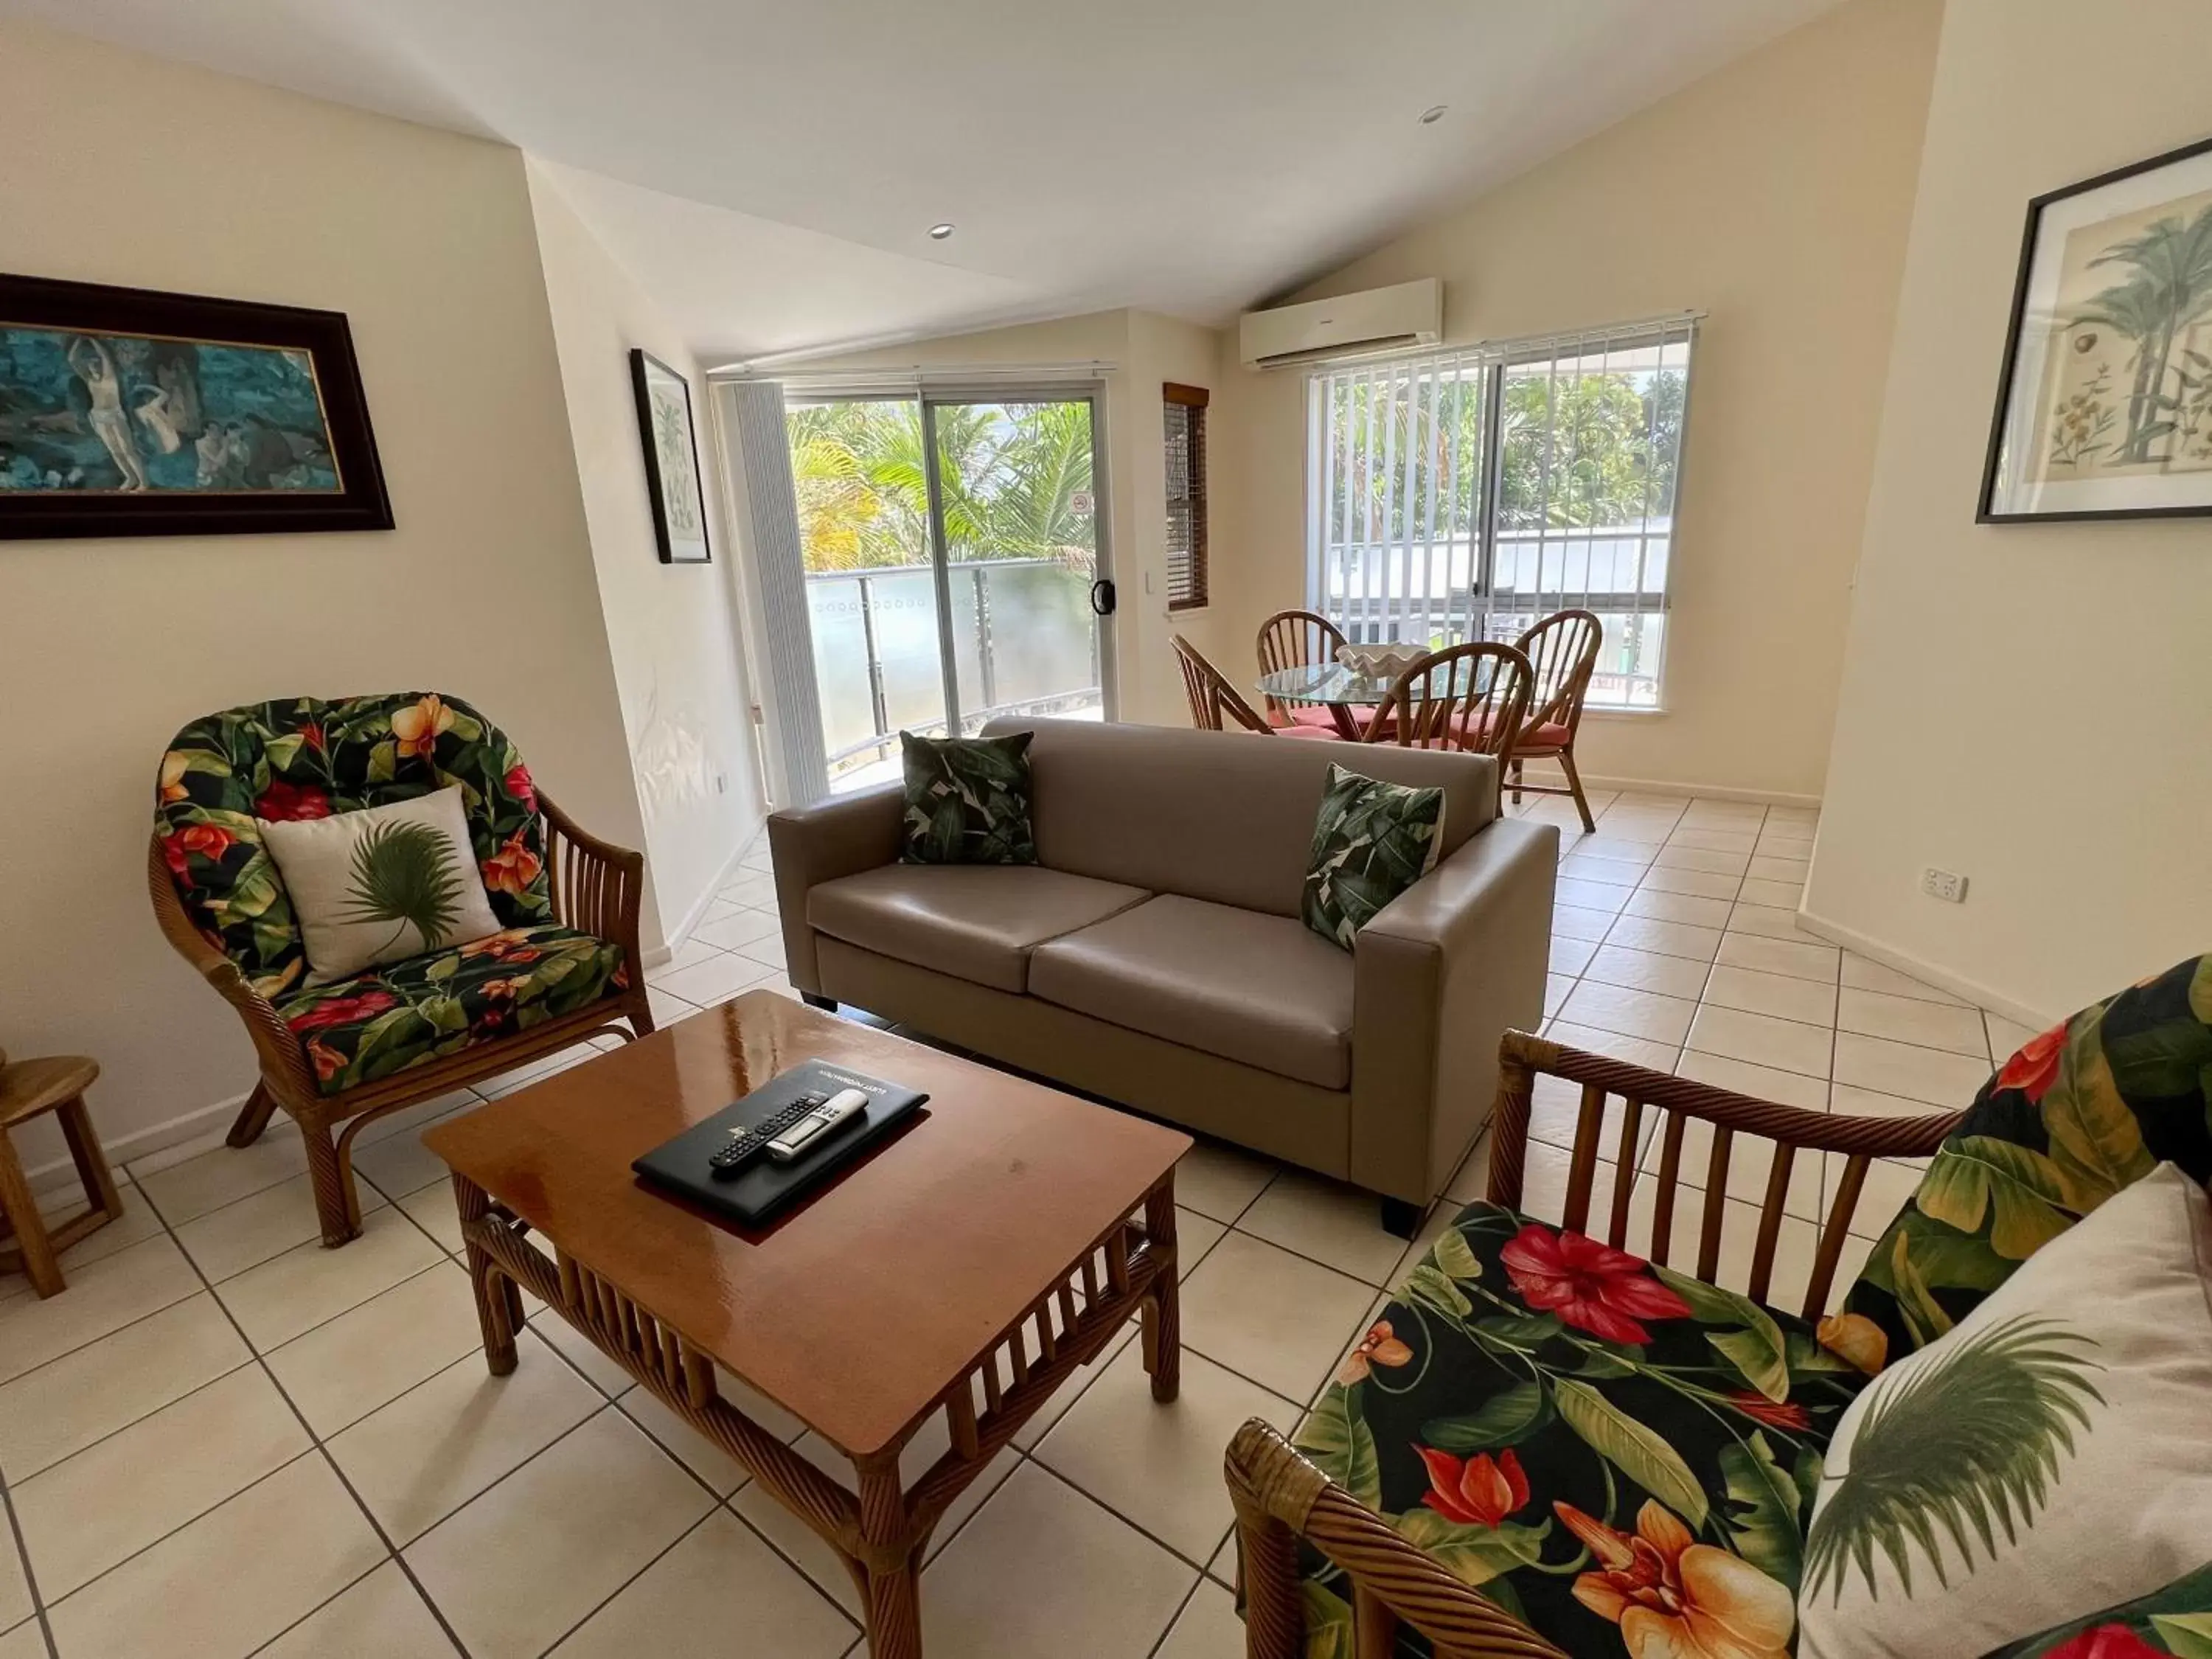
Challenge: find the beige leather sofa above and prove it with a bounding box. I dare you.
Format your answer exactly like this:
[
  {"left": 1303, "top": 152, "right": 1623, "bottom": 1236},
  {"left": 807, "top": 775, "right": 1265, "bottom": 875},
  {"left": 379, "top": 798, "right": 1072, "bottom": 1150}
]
[{"left": 767, "top": 718, "right": 1557, "bottom": 1231}]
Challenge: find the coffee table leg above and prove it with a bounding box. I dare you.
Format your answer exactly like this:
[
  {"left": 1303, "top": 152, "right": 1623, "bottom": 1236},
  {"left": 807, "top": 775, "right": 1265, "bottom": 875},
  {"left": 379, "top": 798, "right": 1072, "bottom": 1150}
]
[
  {"left": 855, "top": 1455, "right": 922, "bottom": 1659},
  {"left": 1141, "top": 1180, "right": 1181, "bottom": 1403},
  {"left": 453, "top": 1173, "right": 518, "bottom": 1376}
]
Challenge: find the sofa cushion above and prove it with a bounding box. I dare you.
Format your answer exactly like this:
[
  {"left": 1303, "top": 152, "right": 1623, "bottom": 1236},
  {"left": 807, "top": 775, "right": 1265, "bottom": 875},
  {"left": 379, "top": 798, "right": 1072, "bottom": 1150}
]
[
  {"left": 1028, "top": 894, "right": 1354, "bottom": 1089},
  {"left": 1294, "top": 1200, "right": 1875, "bottom": 1659},
  {"left": 807, "top": 864, "right": 1149, "bottom": 995},
  {"left": 898, "top": 730, "right": 1038, "bottom": 866},
  {"left": 276, "top": 924, "right": 626, "bottom": 1096},
  {"left": 1301, "top": 762, "right": 1447, "bottom": 950}
]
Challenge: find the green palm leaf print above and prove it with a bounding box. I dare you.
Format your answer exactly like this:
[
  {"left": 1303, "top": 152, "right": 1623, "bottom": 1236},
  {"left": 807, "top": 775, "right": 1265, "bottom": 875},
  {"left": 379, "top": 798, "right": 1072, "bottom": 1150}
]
[
  {"left": 1803, "top": 1315, "right": 2104, "bottom": 1606},
  {"left": 338, "top": 819, "right": 467, "bottom": 954}
]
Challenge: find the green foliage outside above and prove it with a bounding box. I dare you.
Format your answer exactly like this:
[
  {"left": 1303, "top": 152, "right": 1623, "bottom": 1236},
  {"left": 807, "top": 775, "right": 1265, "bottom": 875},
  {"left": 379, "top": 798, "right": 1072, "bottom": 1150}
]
[{"left": 787, "top": 400, "right": 1096, "bottom": 572}]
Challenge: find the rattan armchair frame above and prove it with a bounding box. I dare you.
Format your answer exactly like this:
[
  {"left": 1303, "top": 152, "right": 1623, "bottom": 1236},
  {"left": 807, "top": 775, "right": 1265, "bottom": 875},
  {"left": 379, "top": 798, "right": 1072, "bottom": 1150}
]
[
  {"left": 1256, "top": 609, "right": 1349, "bottom": 728},
  {"left": 1174, "top": 633, "right": 1279, "bottom": 734},
  {"left": 1225, "top": 1027, "right": 1963, "bottom": 1659},
  {"left": 149, "top": 791, "right": 653, "bottom": 1248}
]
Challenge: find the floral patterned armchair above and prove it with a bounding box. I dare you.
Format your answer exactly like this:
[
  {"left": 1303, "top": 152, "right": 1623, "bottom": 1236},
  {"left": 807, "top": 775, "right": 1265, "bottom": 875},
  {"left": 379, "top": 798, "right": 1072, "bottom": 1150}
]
[
  {"left": 1227, "top": 958, "right": 2212, "bottom": 1659},
  {"left": 150, "top": 692, "right": 652, "bottom": 1247}
]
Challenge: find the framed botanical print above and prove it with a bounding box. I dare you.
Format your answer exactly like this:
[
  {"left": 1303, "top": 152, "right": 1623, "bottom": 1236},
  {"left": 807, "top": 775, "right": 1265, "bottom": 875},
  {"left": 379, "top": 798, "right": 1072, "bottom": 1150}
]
[
  {"left": 1981, "top": 133, "right": 2212, "bottom": 521},
  {"left": 0, "top": 273, "right": 392, "bottom": 540},
  {"left": 630, "top": 348, "right": 711, "bottom": 563}
]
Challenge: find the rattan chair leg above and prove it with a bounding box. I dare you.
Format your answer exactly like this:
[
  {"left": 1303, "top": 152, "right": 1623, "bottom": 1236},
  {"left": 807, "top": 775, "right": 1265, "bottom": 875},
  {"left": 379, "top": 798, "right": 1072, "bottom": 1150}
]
[
  {"left": 1557, "top": 749, "right": 1596, "bottom": 832},
  {"left": 227, "top": 1081, "right": 279, "bottom": 1149},
  {"left": 302, "top": 1120, "right": 361, "bottom": 1248}
]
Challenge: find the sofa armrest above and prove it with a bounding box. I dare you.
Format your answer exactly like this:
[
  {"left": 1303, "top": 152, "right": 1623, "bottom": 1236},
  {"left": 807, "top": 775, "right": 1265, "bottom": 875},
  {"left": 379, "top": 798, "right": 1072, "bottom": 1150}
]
[
  {"left": 1348, "top": 815, "right": 1557, "bottom": 1205},
  {"left": 766, "top": 785, "right": 905, "bottom": 992}
]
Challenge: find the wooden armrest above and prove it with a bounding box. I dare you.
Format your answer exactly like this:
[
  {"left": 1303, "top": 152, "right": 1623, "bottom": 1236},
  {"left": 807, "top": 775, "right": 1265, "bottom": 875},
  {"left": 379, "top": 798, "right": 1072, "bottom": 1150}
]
[
  {"left": 146, "top": 835, "right": 316, "bottom": 1099},
  {"left": 538, "top": 793, "right": 647, "bottom": 970},
  {"left": 1226, "top": 1419, "right": 1570, "bottom": 1659},
  {"left": 1488, "top": 1029, "right": 1963, "bottom": 1318}
]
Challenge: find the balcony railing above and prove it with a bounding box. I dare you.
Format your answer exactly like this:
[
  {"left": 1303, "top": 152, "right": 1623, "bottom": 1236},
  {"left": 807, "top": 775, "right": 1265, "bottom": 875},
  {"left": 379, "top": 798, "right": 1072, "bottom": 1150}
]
[{"left": 807, "top": 557, "right": 1102, "bottom": 776}]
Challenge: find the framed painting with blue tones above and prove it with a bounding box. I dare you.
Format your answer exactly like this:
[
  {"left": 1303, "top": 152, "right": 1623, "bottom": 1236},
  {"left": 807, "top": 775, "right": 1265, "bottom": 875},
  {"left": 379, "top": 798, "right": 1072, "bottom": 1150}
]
[
  {"left": 630, "top": 348, "right": 711, "bottom": 563},
  {"left": 0, "top": 274, "right": 392, "bottom": 540}
]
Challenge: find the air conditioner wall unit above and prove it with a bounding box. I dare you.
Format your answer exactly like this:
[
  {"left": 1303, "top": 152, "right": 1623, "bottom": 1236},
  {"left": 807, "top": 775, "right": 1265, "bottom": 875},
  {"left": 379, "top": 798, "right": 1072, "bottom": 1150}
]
[{"left": 1237, "top": 277, "right": 1442, "bottom": 369}]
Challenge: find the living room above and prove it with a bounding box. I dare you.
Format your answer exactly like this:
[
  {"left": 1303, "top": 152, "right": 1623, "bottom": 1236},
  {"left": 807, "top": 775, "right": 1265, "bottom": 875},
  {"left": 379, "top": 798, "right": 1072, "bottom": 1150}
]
[{"left": 2, "top": 1, "right": 2210, "bottom": 1657}]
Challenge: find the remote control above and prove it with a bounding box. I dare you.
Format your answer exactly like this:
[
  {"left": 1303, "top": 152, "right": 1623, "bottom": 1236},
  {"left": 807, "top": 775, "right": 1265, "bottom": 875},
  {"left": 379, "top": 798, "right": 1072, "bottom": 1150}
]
[
  {"left": 709, "top": 1091, "right": 829, "bottom": 1178},
  {"left": 766, "top": 1087, "right": 871, "bottom": 1163}
]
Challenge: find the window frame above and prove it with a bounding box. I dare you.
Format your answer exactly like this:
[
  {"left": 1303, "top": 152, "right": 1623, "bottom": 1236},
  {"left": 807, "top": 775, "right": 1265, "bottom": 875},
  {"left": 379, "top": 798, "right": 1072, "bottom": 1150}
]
[{"left": 1163, "top": 381, "right": 1210, "bottom": 613}]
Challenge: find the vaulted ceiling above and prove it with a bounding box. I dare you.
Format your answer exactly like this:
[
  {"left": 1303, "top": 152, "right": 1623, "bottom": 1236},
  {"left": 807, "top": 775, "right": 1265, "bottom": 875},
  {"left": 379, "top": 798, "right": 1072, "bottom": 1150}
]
[{"left": 3, "top": 0, "right": 1837, "bottom": 361}]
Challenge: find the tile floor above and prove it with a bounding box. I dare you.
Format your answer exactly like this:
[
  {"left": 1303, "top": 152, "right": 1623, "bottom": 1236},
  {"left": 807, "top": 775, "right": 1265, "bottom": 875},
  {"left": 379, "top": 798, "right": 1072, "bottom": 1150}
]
[{"left": 0, "top": 797, "right": 2025, "bottom": 1659}]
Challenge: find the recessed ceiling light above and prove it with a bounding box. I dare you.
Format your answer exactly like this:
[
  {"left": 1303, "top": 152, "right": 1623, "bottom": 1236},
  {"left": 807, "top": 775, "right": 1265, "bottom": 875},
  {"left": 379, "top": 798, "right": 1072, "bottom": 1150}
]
[
  {"left": 927, "top": 223, "right": 956, "bottom": 240},
  {"left": 1418, "top": 105, "right": 1447, "bottom": 125}
]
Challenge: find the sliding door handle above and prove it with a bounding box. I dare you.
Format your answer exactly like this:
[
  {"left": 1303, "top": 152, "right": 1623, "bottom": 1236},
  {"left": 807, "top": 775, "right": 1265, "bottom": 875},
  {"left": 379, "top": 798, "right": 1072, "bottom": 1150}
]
[{"left": 1089, "top": 579, "right": 1116, "bottom": 616}]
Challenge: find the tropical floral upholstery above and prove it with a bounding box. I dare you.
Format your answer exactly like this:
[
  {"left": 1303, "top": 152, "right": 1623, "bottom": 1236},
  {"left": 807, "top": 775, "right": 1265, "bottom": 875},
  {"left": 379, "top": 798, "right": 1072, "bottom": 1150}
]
[
  {"left": 1839, "top": 953, "right": 2212, "bottom": 1373},
  {"left": 1293, "top": 1201, "right": 1878, "bottom": 1658},
  {"left": 278, "top": 925, "right": 627, "bottom": 1095},
  {"left": 1983, "top": 1561, "right": 2212, "bottom": 1658},
  {"left": 156, "top": 692, "right": 554, "bottom": 1005}
]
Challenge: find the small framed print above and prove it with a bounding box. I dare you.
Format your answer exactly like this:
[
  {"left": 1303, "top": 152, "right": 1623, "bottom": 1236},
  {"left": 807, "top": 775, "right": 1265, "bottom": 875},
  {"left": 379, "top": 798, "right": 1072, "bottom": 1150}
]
[
  {"left": 1982, "top": 133, "right": 2212, "bottom": 522},
  {"left": 630, "top": 348, "right": 711, "bottom": 563}
]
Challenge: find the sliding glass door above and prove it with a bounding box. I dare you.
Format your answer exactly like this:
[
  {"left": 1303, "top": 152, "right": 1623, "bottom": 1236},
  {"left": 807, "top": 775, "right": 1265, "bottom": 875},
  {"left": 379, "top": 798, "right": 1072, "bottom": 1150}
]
[{"left": 787, "top": 388, "right": 1112, "bottom": 793}]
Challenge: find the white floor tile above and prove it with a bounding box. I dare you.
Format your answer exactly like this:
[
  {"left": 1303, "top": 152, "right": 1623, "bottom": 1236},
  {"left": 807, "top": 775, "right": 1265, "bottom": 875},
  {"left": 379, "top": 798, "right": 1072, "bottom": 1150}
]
[
  {"left": 174, "top": 1169, "right": 392, "bottom": 1284},
  {"left": 1037, "top": 1343, "right": 1298, "bottom": 1562},
  {"left": 1746, "top": 855, "right": 1810, "bottom": 884},
  {"left": 1558, "top": 981, "right": 1698, "bottom": 1047},
  {"left": 1686, "top": 1004, "right": 1833, "bottom": 1079},
  {"left": 1714, "top": 931, "right": 1840, "bottom": 984},
  {"left": 1621, "top": 886, "right": 1737, "bottom": 928},
  {"left": 14, "top": 1363, "right": 311, "bottom": 1599},
  {"left": 1569, "top": 835, "right": 1660, "bottom": 866},
  {"left": 1600, "top": 914, "right": 1722, "bottom": 963},
  {"left": 1838, "top": 952, "right": 1969, "bottom": 1006},
  {"left": 0, "top": 1626, "right": 40, "bottom": 1659},
  {"left": 1545, "top": 974, "right": 1573, "bottom": 1018},
  {"left": 1984, "top": 1011, "right": 2044, "bottom": 1060},
  {"left": 1155, "top": 1579, "right": 1245, "bottom": 1659},
  {"left": 257, "top": 1559, "right": 453, "bottom": 1659},
  {"left": 0, "top": 1293, "right": 251, "bottom": 1481},
  {"left": 1835, "top": 988, "right": 1989, "bottom": 1059},
  {"left": 8, "top": 1183, "right": 167, "bottom": 1284},
  {"left": 264, "top": 1262, "right": 487, "bottom": 1436},
  {"left": 1666, "top": 827, "right": 1757, "bottom": 855},
  {"left": 1830, "top": 1032, "right": 1989, "bottom": 1110},
  {"left": 1558, "top": 852, "right": 1644, "bottom": 888},
  {"left": 327, "top": 1332, "right": 602, "bottom": 1543},
  {"left": 529, "top": 1308, "right": 638, "bottom": 1397},
  {"left": 0, "top": 1523, "right": 29, "bottom": 1634},
  {"left": 1582, "top": 944, "right": 1712, "bottom": 1001},
  {"left": 397, "top": 1184, "right": 464, "bottom": 1253},
  {"left": 352, "top": 1111, "right": 476, "bottom": 1199},
  {"left": 0, "top": 1233, "right": 201, "bottom": 1386},
  {"left": 1701, "top": 964, "right": 1837, "bottom": 1029},
  {"left": 1173, "top": 1141, "right": 1279, "bottom": 1225},
  {"left": 1553, "top": 877, "right": 1629, "bottom": 915},
  {"left": 1012, "top": 1323, "right": 1139, "bottom": 1453},
  {"left": 1736, "top": 877, "right": 1804, "bottom": 909},
  {"left": 650, "top": 949, "right": 776, "bottom": 1007},
  {"left": 734, "top": 933, "right": 789, "bottom": 971},
  {"left": 919, "top": 1462, "right": 1197, "bottom": 1659},
  {"left": 693, "top": 907, "right": 785, "bottom": 953},
  {"left": 1548, "top": 934, "right": 1597, "bottom": 977},
  {"left": 215, "top": 1208, "right": 446, "bottom": 1352},
  {"left": 616, "top": 1385, "right": 749, "bottom": 1495},
  {"left": 406, "top": 1408, "right": 714, "bottom": 1659},
  {"left": 644, "top": 937, "right": 729, "bottom": 984},
  {"left": 42, "top": 1453, "right": 385, "bottom": 1659},
  {"left": 1237, "top": 1171, "right": 1411, "bottom": 1286},
  {"left": 1177, "top": 1233, "right": 1377, "bottom": 1402},
  {"left": 1651, "top": 844, "right": 1750, "bottom": 876},
  {"left": 1829, "top": 1082, "right": 1961, "bottom": 1123},
  {"left": 646, "top": 986, "right": 698, "bottom": 1028},
  {"left": 1673, "top": 1048, "right": 1831, "bottom": 1113},
  {"left": 548, "top": 1509, "right": 856, "bottom": 1659},
  {"left": 718, "top": 874, "right": 777, "bottom": 909},
  {"left": 1724, "top": 902, "right": 1831, "bottom": 944},
  {"left": 1541, "top": 1021, "right": 1680, "bottom": 1074},
  {"left": 1549, "top": 903, "right": 1615, "bottom": 942},
  {"left": 136, "top": 1133, "right": 310, "bottom": 1227}
]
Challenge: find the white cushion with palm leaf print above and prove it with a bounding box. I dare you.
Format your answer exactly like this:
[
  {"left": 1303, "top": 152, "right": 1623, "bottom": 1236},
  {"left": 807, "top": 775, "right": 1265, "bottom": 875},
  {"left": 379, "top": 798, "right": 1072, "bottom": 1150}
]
[
  {"left": 258, "top": 785, "right": 503, "bottom": 983},
  {"left": 1799, "top": 1162, "right": 2212, "bottom": 1658}
]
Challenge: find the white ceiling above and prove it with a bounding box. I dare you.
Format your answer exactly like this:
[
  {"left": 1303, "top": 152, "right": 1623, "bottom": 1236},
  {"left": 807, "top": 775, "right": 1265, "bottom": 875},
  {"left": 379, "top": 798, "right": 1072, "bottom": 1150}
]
[{"left": 6, "top": 0, "right": 1837, "bottom": 362}]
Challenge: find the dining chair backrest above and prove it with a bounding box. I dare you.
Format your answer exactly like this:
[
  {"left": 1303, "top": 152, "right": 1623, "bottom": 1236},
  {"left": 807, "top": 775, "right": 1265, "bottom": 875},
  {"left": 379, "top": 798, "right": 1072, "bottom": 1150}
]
[
  {"left": 1172, "top": 633, "right": 1273, "bottom": 734},
  {"left": 1514, "top": 608, "right": 1603, "bottom": 739},
  {"left": 1256, "top": 610, "right": 1347, "bottom": 722},
  {"left": 1369, "top": 641, "right": 1534, "bottom": 764}
]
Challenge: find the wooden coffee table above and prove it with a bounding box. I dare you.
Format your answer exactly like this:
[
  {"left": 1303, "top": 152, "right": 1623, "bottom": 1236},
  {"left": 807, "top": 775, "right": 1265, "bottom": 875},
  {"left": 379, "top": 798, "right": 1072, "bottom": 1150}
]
[{"left": 422, "top": 991, "right": 1189, "bottom": 1658}]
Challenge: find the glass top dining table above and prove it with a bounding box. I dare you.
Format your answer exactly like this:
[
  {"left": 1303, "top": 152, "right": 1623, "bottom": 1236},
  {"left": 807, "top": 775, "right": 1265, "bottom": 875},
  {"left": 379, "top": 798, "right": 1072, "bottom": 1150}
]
[{"left": 1256, "top": 658, "right": 1492, "bottom": 740}]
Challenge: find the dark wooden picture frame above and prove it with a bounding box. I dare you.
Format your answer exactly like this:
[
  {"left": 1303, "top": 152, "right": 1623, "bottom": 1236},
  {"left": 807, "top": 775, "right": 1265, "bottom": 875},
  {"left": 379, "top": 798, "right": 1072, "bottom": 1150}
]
[
  {"left": 0, "top": 273, "right": 392, "bottom": 540},
  {"left": 629, "top": 348, "right": 712, "bottom": 563},
  {"left": 1980, "top": 132, "right": 2212, "bottom": 524}
]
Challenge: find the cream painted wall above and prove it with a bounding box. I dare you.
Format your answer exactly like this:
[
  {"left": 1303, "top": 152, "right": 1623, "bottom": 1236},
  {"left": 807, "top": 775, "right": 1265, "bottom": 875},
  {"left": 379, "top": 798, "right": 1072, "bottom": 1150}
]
[
  {"left": 1809, "top": 0, "right": 2212, "bottom": 1021},
  {"left": 738, "top": 307, "right": 1215, "bottom": 734},
  {"left": 526, "top": 162, "right": 767, "bottom": 945},
  {"left": 1194, "top": 0, "right": 1943, "bottom": 799},
  {"left": 0, "top": 24, "right": 647, "bottom": 1167}
]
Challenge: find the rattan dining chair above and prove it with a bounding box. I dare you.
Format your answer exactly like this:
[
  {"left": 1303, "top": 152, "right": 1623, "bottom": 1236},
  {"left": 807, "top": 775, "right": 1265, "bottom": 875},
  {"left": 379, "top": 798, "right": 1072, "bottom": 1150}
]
[
  {"left": 1173, "top": 633, "right": 1336, "bottom": 738},
  {"left": 1366, "top": 641, "right": 1534, "bottom": 793},
  {"left": 1255, "top": 609, "right": 1347, "bottom": 731},
  {"left": 1509, "top": 608, "right": 1604, "bottom": 830}
]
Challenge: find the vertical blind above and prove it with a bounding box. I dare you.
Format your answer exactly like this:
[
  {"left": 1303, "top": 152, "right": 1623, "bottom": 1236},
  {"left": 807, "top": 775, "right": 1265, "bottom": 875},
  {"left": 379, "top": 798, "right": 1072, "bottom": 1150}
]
[
  {"left": 1163, "top": 383, "right": 1209, "bottom": 611},
  {"left": 1306, "top": 316, "right": 1696, "bottom": 709}
]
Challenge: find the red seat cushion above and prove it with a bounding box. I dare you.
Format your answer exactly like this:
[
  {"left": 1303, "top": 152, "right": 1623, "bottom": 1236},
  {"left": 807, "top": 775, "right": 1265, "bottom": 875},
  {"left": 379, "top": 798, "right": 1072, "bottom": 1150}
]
[
  {"left": 1268, "top": 705, "right": 1339, "bottom": 730},
  {"left": 1276, "top": 723, "right": 1342, "bottom": 741}
]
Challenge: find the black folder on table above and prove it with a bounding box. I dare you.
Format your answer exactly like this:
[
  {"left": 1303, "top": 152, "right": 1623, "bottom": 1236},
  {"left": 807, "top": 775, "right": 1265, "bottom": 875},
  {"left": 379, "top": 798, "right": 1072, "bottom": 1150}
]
[{"left": 630, "top": 1059, "right": 928, "bottom": 1228}]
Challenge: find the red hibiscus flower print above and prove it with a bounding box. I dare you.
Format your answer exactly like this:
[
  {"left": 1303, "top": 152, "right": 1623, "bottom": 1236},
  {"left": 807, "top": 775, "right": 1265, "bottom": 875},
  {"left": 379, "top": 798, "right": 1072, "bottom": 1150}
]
[
  {"left": 297, "top": 721, "right": 327, "bottom": 752},
  {"left": 1499, "top": 1222, "right": 1690, "bottom": 1345},
  {"left": 504, "top": 763, "right": 538, "bottom": 815},
  {"left": 1725, "top": 1392, "right": 1809, "bottom": 1430},
  {"left": 1994, "top": 1020, "right": 2067, "bottom": 1103},
  {"left": 2042, "top": 1626, "right": 2168, "bottom": 1659},
  {"left": 254, "top": 780, "right": 332, "bottom": 822},
  {"left": 286, "top": 990, "right": 400, "bottom": 1034},
  {"left": 460, "top": 930, "right": 542, "bottom": 964},
  {"left": 162, "top": 823, "right": 239, "bottom": 878},
  {"left": 1338, "top": 1321, "right": 1413, "bottom": 1386},
  {"left": 1415, "top": 1446, "right": 1528, "bottom": 1528},
  {"left": 481, "top": 827, "right": 543, "bottom": 897}
]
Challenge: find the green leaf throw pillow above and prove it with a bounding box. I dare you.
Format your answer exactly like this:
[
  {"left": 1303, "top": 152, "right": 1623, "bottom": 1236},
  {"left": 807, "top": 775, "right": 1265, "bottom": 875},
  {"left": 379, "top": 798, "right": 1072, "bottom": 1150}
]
[
  {"left": 258, "top": 785, "right": 504, "bottom": 982},
  {"left": 1301, "top": 762, "right": 1446, "bottom": 949},
  {"left": 899, "top": 731, "right": 1038, "bottom": 866}
]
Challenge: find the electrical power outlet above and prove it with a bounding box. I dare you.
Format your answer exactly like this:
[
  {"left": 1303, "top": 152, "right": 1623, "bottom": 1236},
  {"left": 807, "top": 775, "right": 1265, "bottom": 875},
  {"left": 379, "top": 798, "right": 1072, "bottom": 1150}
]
[{"left": 1921, "top": 866, "right": 1968, "bottom": 904}]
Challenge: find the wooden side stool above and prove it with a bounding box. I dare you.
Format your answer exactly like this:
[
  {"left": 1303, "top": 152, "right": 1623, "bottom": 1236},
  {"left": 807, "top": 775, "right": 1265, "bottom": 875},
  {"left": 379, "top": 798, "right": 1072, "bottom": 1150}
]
[{"left": 0, "top": 1053, "right": 125, "bottom": 1298}]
